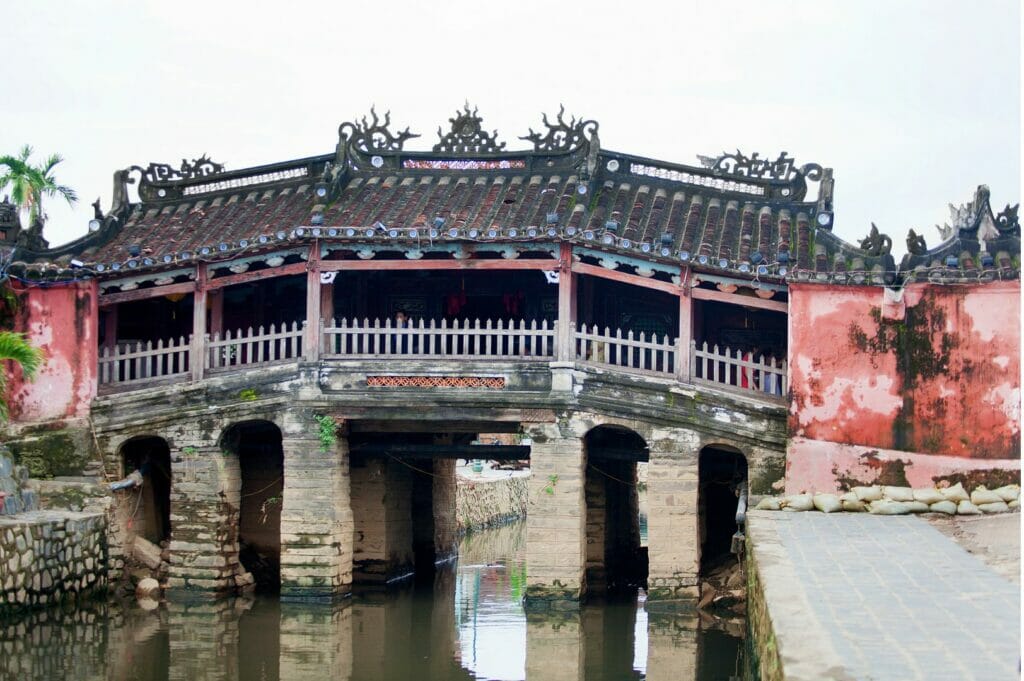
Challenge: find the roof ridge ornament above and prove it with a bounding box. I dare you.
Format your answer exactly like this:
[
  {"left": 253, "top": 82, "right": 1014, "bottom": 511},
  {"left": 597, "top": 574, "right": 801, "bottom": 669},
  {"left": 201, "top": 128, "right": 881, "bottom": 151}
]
[
  {"left": 132, "top": 154, "right": 225, "bottom": 185},
  {"left": 858, "top": 223, "right": 893, "bottom": 257},
  {"left": 519, "top": 105, "right": 598, "bottom": 153},
  {"left": 433, "top": 103, "right": 505, "bottom": 154},
  {"left": 700, "top": 150, "right": 823, "bottom": 184},
  {"left": 339, "top": 107, "right": 419, "bottom": 155}
]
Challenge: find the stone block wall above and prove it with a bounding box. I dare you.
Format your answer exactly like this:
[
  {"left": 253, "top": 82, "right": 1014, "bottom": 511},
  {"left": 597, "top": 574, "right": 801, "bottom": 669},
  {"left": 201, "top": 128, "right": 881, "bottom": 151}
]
[
  {"left": 351, "top": 458, "right": 414, "bottom": 583},
  {"left": 455, "top": 472, "right": 528, "bottom": 532},
  {"left": 0, "top": 511, "right": 107, "bottom": 617},
  {"left": 524, "top": 420, "right": 587, "bottom": 606},
  {"left": 646, "top": 426, "right": 701, "bottom": 605},
  {"left": 279, "top": 410, "right": 354, "bottom": 601}
]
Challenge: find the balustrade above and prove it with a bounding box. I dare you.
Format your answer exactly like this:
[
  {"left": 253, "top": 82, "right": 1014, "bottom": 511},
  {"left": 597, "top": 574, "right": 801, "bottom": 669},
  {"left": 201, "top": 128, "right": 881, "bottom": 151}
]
[
  {"left": 97, "top": 317, "right": 785, "bottom": 403},
  {"left": 322, "top": 318, "right": 555, "bottom": 360}
]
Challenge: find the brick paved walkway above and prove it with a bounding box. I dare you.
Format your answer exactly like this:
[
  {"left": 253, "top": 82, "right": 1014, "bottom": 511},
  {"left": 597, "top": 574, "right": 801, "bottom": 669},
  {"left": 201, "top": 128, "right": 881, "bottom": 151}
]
[{"left": 748, "top": 511, "right": 1021, "bottom": 681}]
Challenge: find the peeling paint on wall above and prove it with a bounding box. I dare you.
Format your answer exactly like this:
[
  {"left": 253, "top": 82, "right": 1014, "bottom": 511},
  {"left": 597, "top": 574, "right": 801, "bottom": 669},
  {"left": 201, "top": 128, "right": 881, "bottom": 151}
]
[
  {"left": 790, "top": 282, "right": 1020, "bottom": 459},
  {"left": 8, "top": 281, "right": 98, "bottom": 422}
]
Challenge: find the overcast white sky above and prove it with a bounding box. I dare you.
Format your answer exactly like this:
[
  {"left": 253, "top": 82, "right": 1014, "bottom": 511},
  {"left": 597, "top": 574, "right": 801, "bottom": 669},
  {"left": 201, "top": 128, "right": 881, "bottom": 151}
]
[{"left": 3, "top": 0, "right": 1019, "bottom": 256}]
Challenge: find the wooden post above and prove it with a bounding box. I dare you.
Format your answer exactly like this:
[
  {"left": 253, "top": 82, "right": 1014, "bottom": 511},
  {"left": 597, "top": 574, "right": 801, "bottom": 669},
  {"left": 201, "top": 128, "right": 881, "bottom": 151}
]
[
  {"left": 305, "top": 243, "right": 322, "bottom": 361},
  {"left": 556, "top": 242, "right": 577, "bottom": 362},
  {"left": 191, "top": 263, "right": 207, "bottom": 382},
  {"left": 208, "top": 290, "right": 224, "bottom": 336},
  {"left": 102, "top": 305, "right": 118, "bottom": 349},
  {"left": 676, "top": 270, "right": 692, "bottom": 382}
]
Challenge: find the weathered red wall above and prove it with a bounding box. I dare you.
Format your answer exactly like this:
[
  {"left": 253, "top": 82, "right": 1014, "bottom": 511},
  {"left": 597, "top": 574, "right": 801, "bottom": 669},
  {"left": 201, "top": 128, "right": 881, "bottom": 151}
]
[
  {"left": 8, "top": 280, "right": 98, "bottom": 422},
  {"left": 789, "top": 281, "right": 1020, "bottom": 460}
]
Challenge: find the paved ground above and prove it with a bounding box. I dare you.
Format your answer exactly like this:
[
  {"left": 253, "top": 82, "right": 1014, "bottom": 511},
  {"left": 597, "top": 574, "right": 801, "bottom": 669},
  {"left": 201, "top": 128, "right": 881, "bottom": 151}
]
[
  {"left": 748, "top": 511, "right": 1021, "bottom": 681},
  {"left": 926, "top": 513, "right": 1020, "bottom": 584}
]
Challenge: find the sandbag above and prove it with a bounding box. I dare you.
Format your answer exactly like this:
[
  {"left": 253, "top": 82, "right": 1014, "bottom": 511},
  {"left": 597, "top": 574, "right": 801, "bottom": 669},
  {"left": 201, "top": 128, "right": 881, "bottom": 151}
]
[
  {"left": 957, "top": 500, "right": 982, "bottom": 515},
  {"left": 842, "top": 499, "right": 866, "bottom": 512},
  {"left": 993, "top": 485, "right": 1020, "bottom": 502},
  {"left": 912, "top": 488, "right": 945, "bottom": 505},
  {"left": 1009, "top": 499, "right": 1020, "bottom": 510},
  {"left": 869, "top": 500, "right": 910, "bottom": 515},
  {"left": 904, "top": 501, "right": 930, "bottom": 513},
  {"left": 853, "top": 486, "right": 883, "bottom": 502},
  {"left": 929, "top": 500, "right": 957, "bottom": 515},
  {"left": 979, "top": 501, "right": 1009, "bottom": 514},
  {"left": 970, "top": 487, "right": 1002, "bottom": 506},
  {"left": 782, "top": 494, "right": 814, "bottom": 512},
  {"left": 839, "top": 491, "right": 858, "bottom": 504},
  {"left": 755, "top": 497, "right": 781, "bottom": 511},
  {"left": 941, "top": 483, "right": 969, "bottom": 503},
  {"left": 813, "top": 493, "right": 842, "bottom": 513},
  {"left": 882, "top": 486, "right": 914, "bottom": 502}
]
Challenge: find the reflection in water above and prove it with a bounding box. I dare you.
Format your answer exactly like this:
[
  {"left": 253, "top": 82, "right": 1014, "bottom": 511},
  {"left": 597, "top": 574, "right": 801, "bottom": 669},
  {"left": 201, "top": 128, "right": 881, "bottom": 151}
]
[{"left": 0, "top": 521, "right": 745, "bottom": 680}]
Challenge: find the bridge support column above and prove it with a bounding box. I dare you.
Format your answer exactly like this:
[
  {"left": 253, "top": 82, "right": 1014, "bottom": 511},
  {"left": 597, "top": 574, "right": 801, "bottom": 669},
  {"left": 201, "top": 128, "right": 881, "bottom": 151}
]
[
  {"left": 279, "top": 409, "right": 353, "bottom": 601},
  {"left": 526, "top": 613, "right": 585, "bottom": 681},
  {"left": 645, "top": 426, "right": 700, "bottom": 608},
  {"left": 351, "top": 458, "right": 414, "bottom": 583},
  {"left": 645, "top": 614, "right": 699, "bottom": 681},
  {"left": 166, "top": 444, "right": 243, "bottom": 597},
  {"left": 524, "top": 421, "right": 586, "bottom": 609},
  {"left": 432, "top": 458, "right": 458, "bottom": 561}
]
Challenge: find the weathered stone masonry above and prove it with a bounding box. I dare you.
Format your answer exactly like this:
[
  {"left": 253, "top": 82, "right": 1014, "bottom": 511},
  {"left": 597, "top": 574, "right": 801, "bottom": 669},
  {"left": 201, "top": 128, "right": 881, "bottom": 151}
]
[{"left": 0, "top": 511, "right": 107, "bottom": 617}]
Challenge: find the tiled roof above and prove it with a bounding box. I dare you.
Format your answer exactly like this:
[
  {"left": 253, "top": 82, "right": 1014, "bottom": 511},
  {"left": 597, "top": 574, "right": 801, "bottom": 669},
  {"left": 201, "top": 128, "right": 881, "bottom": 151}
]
[{"left": 16, "top": 107, "right": 1019, "bottom": 286}]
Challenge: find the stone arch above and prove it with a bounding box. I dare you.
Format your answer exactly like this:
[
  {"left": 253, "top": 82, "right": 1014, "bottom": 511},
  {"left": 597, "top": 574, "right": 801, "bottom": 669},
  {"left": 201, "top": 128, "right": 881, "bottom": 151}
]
[
  {"left": 697, "top": 442, "right": 748, "bottom": 574},
  {"left": 118, "top": 435, "right": 173, "bottom": 545},
  {"left": 582, "top": 423, "right": 649, "bottom": 595},
  {"left": 220, "top": 419, "right": 284, "bottom": 592}
]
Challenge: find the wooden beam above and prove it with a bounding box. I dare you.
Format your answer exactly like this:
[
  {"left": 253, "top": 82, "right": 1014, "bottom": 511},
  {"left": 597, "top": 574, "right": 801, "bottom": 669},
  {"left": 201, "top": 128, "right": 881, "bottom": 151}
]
[
  {"left": 190, "top": 263, "right": 207, "bottom": 382},
  {"left": 206, "top": 261, "right": 308, "bottom": 290},
  {"left": 690, "top": 286, "right": 788, "bottom": 313},
  {"left": 305, "top": 244, "right": 321, "bottom": 361},
  {"left": 320, "top": 258, "right": 559, "bottom": 272},
  {"left": 556, "top": 243, "right": 576, "bottom": 361},
  {"left": 350, "top": 443, "right": 531, "bottom": 460},
  {"left": 677, "top": 286, "right": 692, "bottom": 382},
  {"left": 571, "top": 261, "right": 681, "bottom": 295},
  {"left": 99, "top": 282, "right": 194, "bottom": 307}
]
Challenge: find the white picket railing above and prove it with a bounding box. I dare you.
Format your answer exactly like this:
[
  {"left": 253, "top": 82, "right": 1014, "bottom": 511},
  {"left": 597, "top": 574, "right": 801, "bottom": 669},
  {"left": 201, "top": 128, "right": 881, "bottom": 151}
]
[
  {"left": 98, "top": 336, "right": 191, "bottom": 386},
  {"left": 322, "top": 318, "right": 556, "bottom": 359},
  {"left": 206, "top": 321, "right": 305, "bottom": 371},
  {"left": 690, "top": 341, "right": 786, "bottom": 397},
  {"left": 573, "top": 323, "right": 677, "bottom": 377}
]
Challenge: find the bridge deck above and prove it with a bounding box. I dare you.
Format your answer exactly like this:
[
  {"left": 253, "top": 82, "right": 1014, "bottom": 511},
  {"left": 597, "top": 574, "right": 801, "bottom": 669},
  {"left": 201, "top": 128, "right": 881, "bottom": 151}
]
[{"left": 747, "top": 511, "right": 1020, "bottom": 681}]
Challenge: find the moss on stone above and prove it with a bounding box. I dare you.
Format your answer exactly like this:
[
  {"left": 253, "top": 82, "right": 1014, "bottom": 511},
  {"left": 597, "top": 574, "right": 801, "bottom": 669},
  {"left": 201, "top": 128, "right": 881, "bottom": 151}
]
[{"left": 7, "top": 430, "right": 92, "bottom": 479}]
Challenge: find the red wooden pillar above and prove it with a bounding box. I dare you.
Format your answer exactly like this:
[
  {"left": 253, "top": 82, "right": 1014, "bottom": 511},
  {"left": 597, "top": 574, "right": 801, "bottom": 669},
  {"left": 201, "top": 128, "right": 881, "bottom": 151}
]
[
  {"left": 208, "top": 290, "right": 224, "bottom": 337},
  {"left": 556, "top": 242, "right": 577, "bottom": 361},
  {"left": 305, "top": 243, "right": 322, "bottom": 361},
  {"left": 191, "top": 263, "right": 207, "bottom": 382},
  {"left": 676, "top": 269, "right": 692, "bottom": 382},
  {"left": 102, "top": 305, "right": 118, "bottom": 349}
]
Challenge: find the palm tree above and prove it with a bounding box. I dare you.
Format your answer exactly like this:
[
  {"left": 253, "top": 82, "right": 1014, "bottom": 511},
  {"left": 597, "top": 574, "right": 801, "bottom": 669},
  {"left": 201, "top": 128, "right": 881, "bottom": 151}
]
[
  {"left": 0, "top": 331, "right": 43, "bottom": 421},
  {"left": 0, "top": 145, "right": 77, "bottom": 224}
]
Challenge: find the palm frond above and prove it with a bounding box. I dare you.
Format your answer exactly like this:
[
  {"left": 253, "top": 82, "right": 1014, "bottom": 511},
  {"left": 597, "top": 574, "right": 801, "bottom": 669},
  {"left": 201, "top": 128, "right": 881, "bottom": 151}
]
[{"left": 0, "top": 331, "right": 44, "bottom": 379}]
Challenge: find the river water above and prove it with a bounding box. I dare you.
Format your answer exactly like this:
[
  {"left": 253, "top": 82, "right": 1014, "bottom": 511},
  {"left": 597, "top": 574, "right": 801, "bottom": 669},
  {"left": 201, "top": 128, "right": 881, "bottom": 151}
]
[{"left": 0, "top": 522, "right": 747, "bottom": 680}]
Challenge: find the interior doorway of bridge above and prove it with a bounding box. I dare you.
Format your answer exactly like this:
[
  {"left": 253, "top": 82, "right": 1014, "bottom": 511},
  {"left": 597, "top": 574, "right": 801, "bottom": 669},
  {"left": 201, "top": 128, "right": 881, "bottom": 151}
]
[
  {"left": 120, "top": 436, "right": 172, "bottom": 545},
  {"left": 576, "top": 275, "right": 679, "bottom": 343},
  {"left": 698, "top": 445, "right": 747, "bottom": 574},
  {"left": 584, "top": 425, "right": 648, "bottom": 597},
  {"left": 328, "top": 268, "right": 557, "bottom": 328},
  {"left": 693, "top": 296, "right": 787, "bottom": 362},
  {"left": 347, "top": 422, "right": 528, "bottom": 586},
  {"left": 222, "top": 420, "right": 284, "bottom": 593}
]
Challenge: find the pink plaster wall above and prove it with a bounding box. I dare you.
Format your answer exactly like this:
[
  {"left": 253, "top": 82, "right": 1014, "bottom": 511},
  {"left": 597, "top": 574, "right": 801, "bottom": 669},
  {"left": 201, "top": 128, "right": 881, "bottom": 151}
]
[
  {"left": 789, "top": 281, "right": 1020, "bottom": 460},
  {"left": 8, "top": 281, "right": 98, "bottom": 422},
  {"left": 786, "top": 436, "right": 1020, "bottom": 494}
]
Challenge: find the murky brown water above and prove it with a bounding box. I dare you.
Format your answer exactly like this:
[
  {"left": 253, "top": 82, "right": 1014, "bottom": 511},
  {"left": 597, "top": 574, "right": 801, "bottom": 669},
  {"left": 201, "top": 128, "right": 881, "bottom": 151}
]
[{"left": 0, "top": 522, "right": 747, "bottom": 680}]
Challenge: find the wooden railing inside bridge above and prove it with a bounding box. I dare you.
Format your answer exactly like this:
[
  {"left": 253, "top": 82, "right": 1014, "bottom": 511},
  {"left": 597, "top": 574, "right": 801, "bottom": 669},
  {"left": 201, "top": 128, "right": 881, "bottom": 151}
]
[{"left": 97, "top": 318, "right": 786, "bottom": 400}]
